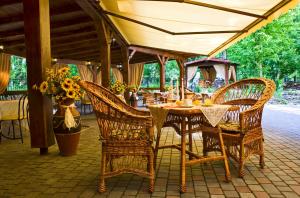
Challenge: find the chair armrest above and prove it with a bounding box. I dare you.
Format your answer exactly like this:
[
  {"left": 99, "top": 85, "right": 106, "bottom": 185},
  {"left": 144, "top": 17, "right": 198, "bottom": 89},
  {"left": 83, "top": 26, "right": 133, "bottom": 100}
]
[{"left": 239, "top": 105, "right": 264, "bottom": 133}]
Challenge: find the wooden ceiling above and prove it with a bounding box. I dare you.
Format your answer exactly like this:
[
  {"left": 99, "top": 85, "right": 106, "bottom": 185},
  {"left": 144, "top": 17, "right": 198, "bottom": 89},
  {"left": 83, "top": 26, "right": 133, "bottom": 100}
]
[{"left": 0, "top": 0, "right": 192, "bottom": 65}]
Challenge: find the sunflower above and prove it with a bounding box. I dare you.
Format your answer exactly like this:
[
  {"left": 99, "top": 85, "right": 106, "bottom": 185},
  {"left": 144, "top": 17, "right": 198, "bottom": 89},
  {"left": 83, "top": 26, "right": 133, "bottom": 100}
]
[
  {"left": 39, "top": 81, "right": 48, "bottom": 93},
  {"left": 58, "top": 67, "right": 69, "bottom": 74},
  {"left": 72, "top": 83, "right": 80, "bottom": 90},
  {"left": 66, "top": 89, "right": 76, "bottom": 99},
  {"left": 61, "top": 81, "right": 71, "bottom": 91},
  {"left": 64, "top": 78, "right": 73, "bottom": 85}
]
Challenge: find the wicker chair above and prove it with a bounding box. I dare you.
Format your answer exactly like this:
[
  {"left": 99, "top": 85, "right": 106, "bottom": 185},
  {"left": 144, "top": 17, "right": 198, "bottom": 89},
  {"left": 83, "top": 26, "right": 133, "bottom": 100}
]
[
  {"left": 79, "top": 81, "right": 155, "bottom": 193},
  {"left": 202, "top": 78, "right": 276, "bottom": 177}
]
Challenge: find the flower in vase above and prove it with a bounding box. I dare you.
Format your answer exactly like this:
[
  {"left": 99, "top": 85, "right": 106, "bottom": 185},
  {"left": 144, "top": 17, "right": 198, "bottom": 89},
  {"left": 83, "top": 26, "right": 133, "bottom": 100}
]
[
  {"left": 66, "top": 89, "right": 76, "bottom": 99},
  {"left": 39, "top": 81, "right": 48, "bottom": 93},
  {"left": 61, "top": 81, "right": 72, "bottom": 91}
]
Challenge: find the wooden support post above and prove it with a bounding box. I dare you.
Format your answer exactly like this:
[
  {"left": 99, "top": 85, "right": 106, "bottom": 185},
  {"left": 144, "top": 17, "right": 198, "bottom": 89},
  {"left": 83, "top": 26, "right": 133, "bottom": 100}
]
[
  {"left": 121, "top": 46, "right": 130, "bottom": 102},
  {"left": 95, "top": 21, "right": 113, "bottom": 88},
  {"left": 23, "top": 0, "right": 55, "bottom": 154},
  {"left": 176, "top": 59, "right": 185, "bottom": 99},
  {"left": 225, "top": 64, "right": 229, "bottom": 84},
  {"left": 157, "top": 55, "right": 169, "bottom": 92}
]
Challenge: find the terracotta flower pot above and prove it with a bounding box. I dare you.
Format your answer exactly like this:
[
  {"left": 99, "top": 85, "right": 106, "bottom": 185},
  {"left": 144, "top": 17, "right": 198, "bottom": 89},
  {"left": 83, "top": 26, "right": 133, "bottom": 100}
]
[
  {"left": 53, "top": 99, "right": 81, "bottom": 156},
  {"left": 55, "top": 132, "right": 80, "bottom": 156}
]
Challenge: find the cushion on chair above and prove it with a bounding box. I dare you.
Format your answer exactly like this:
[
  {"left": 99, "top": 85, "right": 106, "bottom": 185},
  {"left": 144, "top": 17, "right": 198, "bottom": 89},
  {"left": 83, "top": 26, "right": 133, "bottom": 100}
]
[{"left": 219, "top": 122, "right": 241, "bottom": 133}]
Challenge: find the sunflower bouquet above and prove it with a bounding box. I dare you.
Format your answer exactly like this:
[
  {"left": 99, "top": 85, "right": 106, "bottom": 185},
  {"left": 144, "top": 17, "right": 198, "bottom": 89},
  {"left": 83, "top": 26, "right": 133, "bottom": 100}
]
[
  {"left": 33, "top": 67, "right": 83, "bottom": 103},
  {"left": 110, "top": 81, "right": 127, "bottom": 95}
]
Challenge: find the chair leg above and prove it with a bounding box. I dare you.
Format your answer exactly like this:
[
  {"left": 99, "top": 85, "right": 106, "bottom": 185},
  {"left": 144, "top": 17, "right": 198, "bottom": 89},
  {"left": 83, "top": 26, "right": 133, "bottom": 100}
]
[
  {"left": 154, "top": 129, "right": 161, "bottom": 170},
  {"left": 98, "top": 147, "right": 107, "bottom": 193},
  {"left": 202, "top": 133, "right": 208, "bottom": 157},
  {"left": 239, "top": 142, "right": 245, "bottom": 178},
  {"left": 19, "top": 120, "right": 23, "bottom": 144},
  {"left": 259, "top": 138, "right": 265, "bottom": 169},
  {"left": 218, "top": 129, "right": 231, "bottom": 182},
  {"left": 148, "top": 150, "right": 155, "bottom": 193},
  {"left": 12, "top": 120, "right": 15, "bottom": 139}
]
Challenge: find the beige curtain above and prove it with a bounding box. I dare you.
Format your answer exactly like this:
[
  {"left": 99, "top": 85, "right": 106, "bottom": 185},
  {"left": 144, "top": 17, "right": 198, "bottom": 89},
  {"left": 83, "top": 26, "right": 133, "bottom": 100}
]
[
  {"left": 200, "top": 67, "right": 217, "bottom": 82},
  {"left": 228, "top": 65, "right": 237, "bottom": 82},
  {"left": 112, "top": 68, "right": 123, "bottom": 83},
  {"left": 187, "top": 66, "right": 198, "bottom": 86},
  {"left": 213, "top": 64, "right": 226, "bottom": 79},
  {"left": 52, "top": 63, "right": 67, "bottom": 73},
  {"left": 0, "top": 53, "right": 11, "bottom": 94},
  {"left": 129, "top": 63, "right": 144, "bottom": 88},
  {"left": 77, "top": 64, "right": 93, "bottom": 82}
]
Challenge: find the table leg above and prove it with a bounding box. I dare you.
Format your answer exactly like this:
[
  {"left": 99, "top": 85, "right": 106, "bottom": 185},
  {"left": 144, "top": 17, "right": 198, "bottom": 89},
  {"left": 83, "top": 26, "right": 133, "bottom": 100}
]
[
  {"left": 188, "top": 117, "right": 193, "bottom": 160},
  {"left": 180, "top": 119, "right": 186, "bottom": 193}
]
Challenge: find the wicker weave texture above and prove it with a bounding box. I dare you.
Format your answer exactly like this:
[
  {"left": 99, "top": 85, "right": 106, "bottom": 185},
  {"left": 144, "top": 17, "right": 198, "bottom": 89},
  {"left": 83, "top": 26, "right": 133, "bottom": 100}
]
[
  {"left": 79, "top": 81, "right": 155, "bottom": 193},
  {"left": 203, "top": 78, "right": 276, "bottom": 177}
]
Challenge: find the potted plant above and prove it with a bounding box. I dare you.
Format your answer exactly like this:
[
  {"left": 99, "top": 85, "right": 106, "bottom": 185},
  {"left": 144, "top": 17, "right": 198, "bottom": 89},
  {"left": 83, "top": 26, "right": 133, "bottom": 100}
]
[{"left": 33, "top": 66, "right": 84, "bottom": 156}]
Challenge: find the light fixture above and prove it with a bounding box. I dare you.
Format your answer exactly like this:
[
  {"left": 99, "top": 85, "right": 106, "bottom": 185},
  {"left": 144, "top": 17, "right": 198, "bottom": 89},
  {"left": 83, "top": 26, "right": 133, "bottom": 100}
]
[
  {"left": 0, "top": 45, "right": 4, "bottom": 50},
  {"left": 116, "top": 64, "right": 122, "bottom": 68},
  {"left": 86, "top": 61, "right": 92, "bottom": 66},
  {"left": 51, "top": 58, "right": 58, "bottom": 65}
]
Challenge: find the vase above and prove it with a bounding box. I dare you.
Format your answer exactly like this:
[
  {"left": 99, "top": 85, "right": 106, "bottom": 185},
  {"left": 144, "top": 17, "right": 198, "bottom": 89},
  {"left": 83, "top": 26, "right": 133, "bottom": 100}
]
[{"left": 53, "top": 99, "right": 81, "bottom": 156}]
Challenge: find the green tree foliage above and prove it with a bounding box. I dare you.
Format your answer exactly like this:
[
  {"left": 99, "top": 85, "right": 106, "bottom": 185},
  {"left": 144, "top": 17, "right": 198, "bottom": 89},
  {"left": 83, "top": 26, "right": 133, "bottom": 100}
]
[
  {"left": 8, "top": 55, "right": 27, "bottom": 91},
  {"left": 226, "top": 5, "right": 300, "bottom": 89}
]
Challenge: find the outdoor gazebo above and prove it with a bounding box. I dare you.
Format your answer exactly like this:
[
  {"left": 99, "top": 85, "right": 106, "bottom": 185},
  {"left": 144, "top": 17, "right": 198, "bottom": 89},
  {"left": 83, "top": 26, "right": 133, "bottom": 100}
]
[{"left": 185, "top": 58, "right": 239, "bottom": 89}]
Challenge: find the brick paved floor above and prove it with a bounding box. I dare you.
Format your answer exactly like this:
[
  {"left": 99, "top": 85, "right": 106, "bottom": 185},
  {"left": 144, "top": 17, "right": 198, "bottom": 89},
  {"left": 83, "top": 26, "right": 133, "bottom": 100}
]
[{"left": 0, "top": 105, "right": 299, "bottom": 198}]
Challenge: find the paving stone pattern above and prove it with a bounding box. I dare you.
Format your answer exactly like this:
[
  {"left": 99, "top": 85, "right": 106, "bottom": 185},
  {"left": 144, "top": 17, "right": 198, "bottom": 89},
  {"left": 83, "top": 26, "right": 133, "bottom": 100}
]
[{"left": 0, "top": 107, "right": 299, "bottom": 198}]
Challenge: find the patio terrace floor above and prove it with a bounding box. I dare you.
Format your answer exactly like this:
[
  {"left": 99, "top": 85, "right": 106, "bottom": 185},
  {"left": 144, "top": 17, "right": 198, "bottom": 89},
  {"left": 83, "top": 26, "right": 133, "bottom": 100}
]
[{"left": 0, "top": 105, "right": 299, "bottom": 198}]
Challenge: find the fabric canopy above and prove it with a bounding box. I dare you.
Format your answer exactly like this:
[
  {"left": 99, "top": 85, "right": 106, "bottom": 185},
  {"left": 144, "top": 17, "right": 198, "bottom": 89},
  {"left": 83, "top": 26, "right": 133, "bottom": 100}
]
[
  {"left": 100, "top": 0, "right": 299, "bottom": 56},
  {"left": 0, "top": 53, "right": 11, "bottom": 94}
]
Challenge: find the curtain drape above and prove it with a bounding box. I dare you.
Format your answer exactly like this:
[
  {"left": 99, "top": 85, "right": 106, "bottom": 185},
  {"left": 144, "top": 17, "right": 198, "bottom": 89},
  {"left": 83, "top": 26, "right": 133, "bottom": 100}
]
[
  {"left": 129, "top": 63, "right": 144, "bottom": 88},
  {"left": 187, "top": 66, "right": 198, "bottom": 86},
  {"left": 112, "top": 68, "right": 123, "bottom": 83},
  {"left": 52, "top": 63, "right": 67, "bottom": 73},
  {"left": 213, "top": 64, "right": 226, "bottom": 80},
  {"left": 228, "top": 66, "right": 237, "bottom": 82},
  {"left": 0, "top": 53, "right": 11, "bottom": 94},
  {"left": 200, "top": 67, "right": 217, "bottom": 82}
]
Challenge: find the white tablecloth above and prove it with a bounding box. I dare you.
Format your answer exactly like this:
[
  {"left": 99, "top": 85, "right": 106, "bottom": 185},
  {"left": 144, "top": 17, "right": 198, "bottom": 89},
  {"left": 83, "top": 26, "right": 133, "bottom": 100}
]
[{"left": 0, "top": 99, "right": 28, "bottom": 120}]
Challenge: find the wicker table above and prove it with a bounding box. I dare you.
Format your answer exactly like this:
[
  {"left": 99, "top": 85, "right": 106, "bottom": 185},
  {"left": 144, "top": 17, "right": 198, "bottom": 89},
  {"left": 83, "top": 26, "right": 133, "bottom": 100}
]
[{"left": 149, "top": 104, "right": 239, "bottom": 192}]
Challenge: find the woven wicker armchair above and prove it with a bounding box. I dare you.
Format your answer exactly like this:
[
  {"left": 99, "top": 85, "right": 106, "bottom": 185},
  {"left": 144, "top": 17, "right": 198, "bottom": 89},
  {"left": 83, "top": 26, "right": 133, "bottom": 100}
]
[
  {"left": 79, "top": 81, "right": 155, "bottom": 193},
  {"left": 202, "top": 78, "right": 276, "bottom": 177}
]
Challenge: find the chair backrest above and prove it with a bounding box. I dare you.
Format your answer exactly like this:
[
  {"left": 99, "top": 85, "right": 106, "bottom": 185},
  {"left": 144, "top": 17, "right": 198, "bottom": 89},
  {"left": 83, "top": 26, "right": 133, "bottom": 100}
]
[
  {"left": 212, "top": 78, "right": 276, "bottom": 113},
  {"left": 18, "top": 94, "right": 28, "bottom": 120},
  {"left": 79, "top": 81, "right": 149, "bottom": 140}
]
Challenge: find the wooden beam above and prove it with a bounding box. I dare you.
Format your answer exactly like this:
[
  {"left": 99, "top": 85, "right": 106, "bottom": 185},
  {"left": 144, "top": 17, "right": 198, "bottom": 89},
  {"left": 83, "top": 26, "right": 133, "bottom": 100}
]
[
  {"left": 129, "top": 45, "right": 185, "bottom": 59},
  {"left": 129, "top": 50, "right": 136, "bottom": 62},
  {"left": 0, "top": 6, "right": 83, "bottom": 26},
  {"left": 138, "top": 0, "right": 266, "bottom": 19},
  {"left": 176, "top": 58, "right": 185, "bottom": 99},
  {"left": 121, "top": 46, "right": 130, "bottom": 101},
  {"left": 23, "top": 0, "right": 55, "bottom": 154},
  {"left": 94, "top": 21, "right": 113, "bottom": 88},
  {"left": 0, "top": 0, "right": 21, "bottom": 8},
  {"left": 75, "top": 0, "right": 127, "bottom": 47},
  {"left": 157, "top": 55, "right": 169, "bottom": 92}
]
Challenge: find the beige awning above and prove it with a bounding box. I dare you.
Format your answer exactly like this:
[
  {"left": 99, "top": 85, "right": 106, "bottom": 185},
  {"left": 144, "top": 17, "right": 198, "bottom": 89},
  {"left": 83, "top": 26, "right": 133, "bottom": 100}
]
[{"left": 100, "top": 0, "right": 299, "bottom": 56}]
